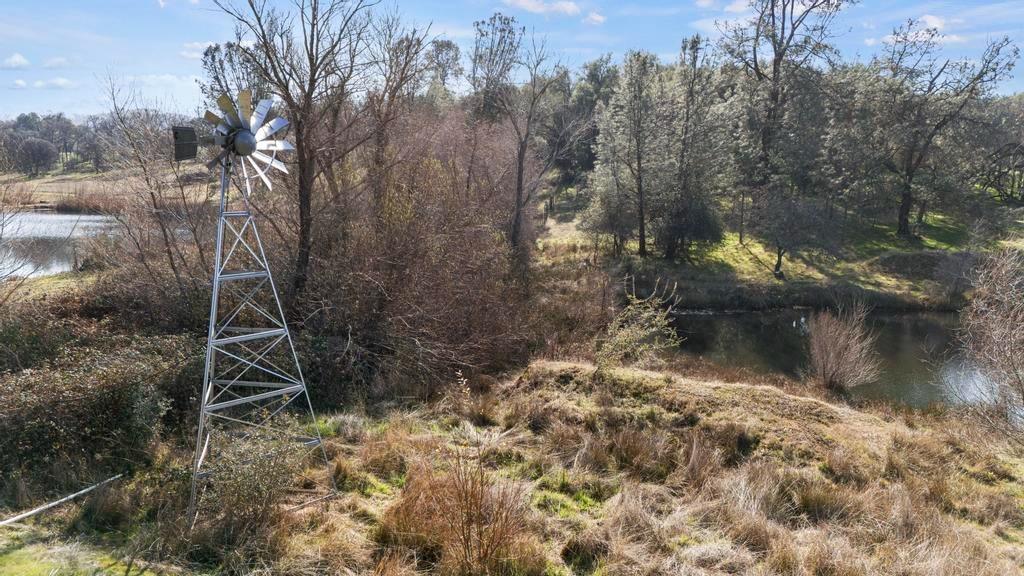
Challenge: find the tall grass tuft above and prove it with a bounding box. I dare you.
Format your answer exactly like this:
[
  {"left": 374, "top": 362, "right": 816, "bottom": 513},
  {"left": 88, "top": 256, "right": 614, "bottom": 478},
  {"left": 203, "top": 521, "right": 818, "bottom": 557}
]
[{"left": 379, "top": 449, "right": 544, "bottom": 575}]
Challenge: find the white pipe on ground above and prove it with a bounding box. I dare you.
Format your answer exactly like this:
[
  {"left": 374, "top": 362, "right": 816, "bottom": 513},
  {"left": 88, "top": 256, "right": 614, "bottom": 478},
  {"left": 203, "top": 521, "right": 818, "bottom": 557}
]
[{"left": 0, "top": 474, "right": 124, "bottom": 527}]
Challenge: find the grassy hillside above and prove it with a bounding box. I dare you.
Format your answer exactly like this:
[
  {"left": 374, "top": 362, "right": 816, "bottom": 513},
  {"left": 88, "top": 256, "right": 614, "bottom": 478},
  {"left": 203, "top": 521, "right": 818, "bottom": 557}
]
[
  {"left": 3, "top": 360, "right": 1024, "bottom": 574},
  {"left": 537, "top": 189, "right": 1022, "bottom": 310}
]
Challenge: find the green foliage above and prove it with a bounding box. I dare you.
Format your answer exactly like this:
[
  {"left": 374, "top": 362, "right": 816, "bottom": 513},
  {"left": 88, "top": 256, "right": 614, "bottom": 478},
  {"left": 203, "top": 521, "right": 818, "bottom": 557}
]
[
  {"left": 595, "top": 288, "right": 680, "bottom": 370},
  {"left": 0, "top": 305, "right": 76, "bottom": 373},
  {"left": 0, "top": 336, "right": 192, "bottom": 486}
]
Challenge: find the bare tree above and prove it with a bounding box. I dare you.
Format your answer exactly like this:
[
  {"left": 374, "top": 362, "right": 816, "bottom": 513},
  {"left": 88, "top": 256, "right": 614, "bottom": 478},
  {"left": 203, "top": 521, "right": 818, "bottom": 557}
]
[
  {"left": 366, "top": 11, "right": 429, "bottom": 219},
  {"left": 96, "top": 80, "right": 214, "bottom": 326},
  {"left": 214, "top": 0, "right": 377, "bottom": 309},
  {"left": 500, "top": 38, "right": 568, "bottom": 253},
  {"left": 470, "top": 14, "right": 582, "bottom": 256},
  {"left": 961, "top": 248, "right": 1024, "bottom": 443}
]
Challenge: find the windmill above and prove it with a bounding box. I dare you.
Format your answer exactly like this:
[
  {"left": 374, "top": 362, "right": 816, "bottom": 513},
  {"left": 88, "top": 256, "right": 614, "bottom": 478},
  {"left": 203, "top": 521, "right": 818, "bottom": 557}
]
[{"left": 173, "top": 90, "right": 332, "bottom": 518}]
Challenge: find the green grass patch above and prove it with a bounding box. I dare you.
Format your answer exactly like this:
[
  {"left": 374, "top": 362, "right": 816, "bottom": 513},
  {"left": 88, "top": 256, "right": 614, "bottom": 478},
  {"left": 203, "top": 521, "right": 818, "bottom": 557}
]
[{"left": 532, "top": 489, "right": 598, "bottom": 518}]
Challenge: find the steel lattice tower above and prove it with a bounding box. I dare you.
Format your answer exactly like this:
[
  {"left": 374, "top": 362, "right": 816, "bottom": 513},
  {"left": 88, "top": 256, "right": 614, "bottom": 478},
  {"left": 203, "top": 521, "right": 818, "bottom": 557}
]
[{"left": 182, "top": 91, "right": 332, "bottom": 517}]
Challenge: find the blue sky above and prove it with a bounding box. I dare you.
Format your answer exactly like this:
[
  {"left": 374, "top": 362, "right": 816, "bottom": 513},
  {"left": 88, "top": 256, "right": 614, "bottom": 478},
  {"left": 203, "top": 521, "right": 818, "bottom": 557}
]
[{"left": 1, "top": 0, "right": 1021, "bottom": 120}]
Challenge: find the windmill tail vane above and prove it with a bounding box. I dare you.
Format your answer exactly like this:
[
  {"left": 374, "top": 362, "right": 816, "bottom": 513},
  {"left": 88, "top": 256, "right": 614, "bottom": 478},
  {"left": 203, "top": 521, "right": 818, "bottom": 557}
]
[{"left": 172, "top": 90, "right": 332, "bottom": 521}]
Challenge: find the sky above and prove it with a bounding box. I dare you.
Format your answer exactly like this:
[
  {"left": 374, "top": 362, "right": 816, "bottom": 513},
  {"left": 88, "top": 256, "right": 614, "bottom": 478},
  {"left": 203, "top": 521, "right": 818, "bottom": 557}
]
[{"left": 0, "top": 0, "right": 1021, "bottom": 120}]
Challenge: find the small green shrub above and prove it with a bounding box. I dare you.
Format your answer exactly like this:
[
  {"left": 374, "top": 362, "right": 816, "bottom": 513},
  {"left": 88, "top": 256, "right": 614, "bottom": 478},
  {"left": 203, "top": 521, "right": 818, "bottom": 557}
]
[
  {"left": 193, "top": 434, "right": 302, "bottom": 551},
  {"left": 595, "top": 286, "right": 680, "bottom": 371}
]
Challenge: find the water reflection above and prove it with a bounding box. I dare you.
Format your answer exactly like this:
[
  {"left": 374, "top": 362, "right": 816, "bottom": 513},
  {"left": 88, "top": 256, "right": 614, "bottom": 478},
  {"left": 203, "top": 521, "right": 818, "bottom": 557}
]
[
  {"left": 0, "top": 212, "right": 114, "bottom": 278},
  {"left": 674, "top": 309, "right": 984, "bottom": 408}
]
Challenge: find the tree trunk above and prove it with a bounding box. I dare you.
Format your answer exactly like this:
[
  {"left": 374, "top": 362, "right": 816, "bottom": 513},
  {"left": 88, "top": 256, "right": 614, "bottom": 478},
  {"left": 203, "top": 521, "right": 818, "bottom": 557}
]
[
  {"left": 897, "top": 181, "right": 914, "bottom": 237},
  {"left": 738, "top": 191, "right": 746, "bottom": 245},
  {"left": 288, "top": 129, "right": 315, "bottom": 313},
  {"left": 773, "top": 247, "right": 786, "bottom": 279},
  {"left": 372, "top": 125, "right": 388, "bottom": 220},
  {"left": 510, "top": 139, "right": 527, "bottom": 251},
  {"left": 636, "top": 154, "right": 646, "bottom": 258},
  {"left": 664, "top": 236, "right": 677, "bottom": 261}
]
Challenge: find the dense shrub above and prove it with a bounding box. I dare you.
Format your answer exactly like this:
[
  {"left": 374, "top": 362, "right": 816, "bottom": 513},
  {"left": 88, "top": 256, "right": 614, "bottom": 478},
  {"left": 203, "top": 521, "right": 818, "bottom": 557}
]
[
  {"left": 189, "top": 433, "right": 304, "bottom": 571},
  {"left": 0, "top": 336, "right": 192, "bottom": 485},
  {"left": 0, "top": 304, "right": 77, "bottom": 373},
  {"left": 595, "top": 286, "right": 679, "bottom": 371}
]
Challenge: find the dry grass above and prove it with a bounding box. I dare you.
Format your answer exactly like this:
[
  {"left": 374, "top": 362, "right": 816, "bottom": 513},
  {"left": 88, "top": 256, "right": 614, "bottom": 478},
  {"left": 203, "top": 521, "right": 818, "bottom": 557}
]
[
  {"left": 9, "top": 360, "right": 1024, "bottom": 575},
  {"left": 378, "top": 450, "right": 545, "bottom": 575}
]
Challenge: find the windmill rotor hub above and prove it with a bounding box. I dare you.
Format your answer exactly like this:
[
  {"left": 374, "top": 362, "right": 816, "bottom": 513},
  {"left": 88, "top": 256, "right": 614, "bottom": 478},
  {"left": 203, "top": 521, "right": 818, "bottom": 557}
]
[
  {"left": 230, "top": 129, "right": 257, "bottom": 156},
  {"left": 179, "top": 90, "right": 294, "bottom": 182}
]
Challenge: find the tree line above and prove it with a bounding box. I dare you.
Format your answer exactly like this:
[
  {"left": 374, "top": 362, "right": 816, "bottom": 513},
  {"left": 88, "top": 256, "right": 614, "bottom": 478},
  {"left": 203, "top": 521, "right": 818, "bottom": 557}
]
[
  {"left": 578, "top": 1, "right": 1021, "bottom": 275},
  {"left": 72, "top": 0, "right": 1022, "bottom": 397},
  {"left": 0, "top": 112, "right": 116, "bottom": 176}
]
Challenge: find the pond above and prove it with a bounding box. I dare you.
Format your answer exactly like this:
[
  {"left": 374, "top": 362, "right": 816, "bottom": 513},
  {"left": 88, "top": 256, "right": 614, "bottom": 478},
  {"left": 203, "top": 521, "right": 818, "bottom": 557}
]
[
  {"left": 673, "top": 309, "right": 990, "bottom": 408},
  {"left": 0, "top": 212, "right": 115, "bottom": 278}
]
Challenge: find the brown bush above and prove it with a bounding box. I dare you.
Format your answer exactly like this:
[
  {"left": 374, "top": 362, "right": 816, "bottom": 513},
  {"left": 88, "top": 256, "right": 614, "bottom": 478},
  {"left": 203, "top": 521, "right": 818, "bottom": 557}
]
[
  {"left": 379, "top": 450, "right": 543, "bottom": 575},
  {"left": 85, "top": 91, "right": 538, "bottom": 404},
  {"left": 961, "top": 247, "right": 1024, "bottom": 442},
  {"left": 806, "top": 303, "right": 881, "bottom": 392},
  {"left": 667, "top": 430, "right": 722, "bottom": 492}
]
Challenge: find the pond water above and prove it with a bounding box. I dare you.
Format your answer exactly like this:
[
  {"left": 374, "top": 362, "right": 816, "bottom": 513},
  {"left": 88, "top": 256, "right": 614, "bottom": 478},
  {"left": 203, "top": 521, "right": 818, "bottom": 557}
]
[
  {"left": 673, "top": 309, "right": 990, "bottom": 408},
  {"left": 0, "top": 212, "right": 993, "bottom": 409},
  {"left": 0, "top": 212, "right": 115, "bottom": 278}
]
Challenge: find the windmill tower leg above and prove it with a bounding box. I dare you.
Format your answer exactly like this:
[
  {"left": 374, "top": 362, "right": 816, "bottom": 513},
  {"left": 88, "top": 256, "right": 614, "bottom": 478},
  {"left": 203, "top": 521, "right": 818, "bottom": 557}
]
[{"left": 189, "top": 156, "right": 331, "bottom": 520}]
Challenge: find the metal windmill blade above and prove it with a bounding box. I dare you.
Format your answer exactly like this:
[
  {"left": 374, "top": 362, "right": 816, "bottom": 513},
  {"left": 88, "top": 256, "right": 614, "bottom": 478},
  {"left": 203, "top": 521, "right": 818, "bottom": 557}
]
[{"left": 173, "top": 91, "right": 331, "bottom": 522}]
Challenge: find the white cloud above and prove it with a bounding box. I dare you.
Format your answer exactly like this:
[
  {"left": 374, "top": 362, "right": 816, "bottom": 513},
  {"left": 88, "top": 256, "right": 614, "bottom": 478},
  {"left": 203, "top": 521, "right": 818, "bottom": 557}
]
[
  {"left": 503, "top": 0, "right": 581, "bottom": 16},
  {"left": 916, "top": 14, "right": 966, "bottom": 42},
  {"left": 33, "top": 77, "right": 75, "bottom": 89},
  {"left": 692, "top": 18, "right": 719, "bottom": 34},
  {"left": 129, "top": 74, "right": 201, "bottom": 87},
  {"left": 696, "top": 0, "right": 716, "bottom": 7},
  {"left": 433, "top": 23, "right": 475, "bottom": 39},
  {"left": 157, "top": 0, "right": 166, "bottom": 7},
  {"left": 11, "top": 79, "right": 27, "bottom": 89},
  {"left": 724, "top": 0, "right": 748, "bottom": 13},
  {"left": 180, "top": 41, "right": 215, "bottom": 60},
  {"left": 864, "top": 37, "right": 877, "bottom": 46},
  {"left": 920, "top": 14, "right": 945, "bottom": 30},
  {"left": 1, "top": 53, "right": 30, "bottom": 69},
  {"left": 881, "top": 14, "right": 969, "bottom": 46},
  {"left": 583, "top": 11, "right": 606, "bottom": 25},
  {"left": 43, "top": 56, "right": 69, "bottom": 69}
]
